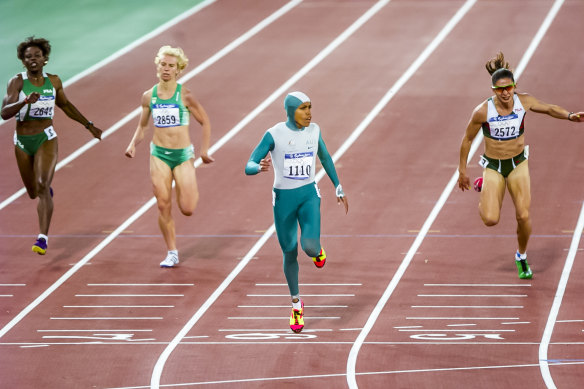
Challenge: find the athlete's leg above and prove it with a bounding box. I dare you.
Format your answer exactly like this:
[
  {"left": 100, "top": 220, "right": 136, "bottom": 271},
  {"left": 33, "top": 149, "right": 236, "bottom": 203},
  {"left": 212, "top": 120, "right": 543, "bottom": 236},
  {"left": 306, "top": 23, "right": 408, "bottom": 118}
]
[
  {"left": 479, "top": 167, "right": 506, "bottom": 226},
  {"left": 14, "top": 147, "right": 36, "bottom": 199},
  {"left": 274, "top": 192, "right": 300, "bottom": 296},
  {"left": 32, "top": 138, "right": 58, "bottom": 235},
  {"left": 298, "top": 193, "right": 321, "bottom": 258},
  {"left": 172, "top": 159, "right": 199, "bottom": 216},
  {"left": 506, "top": 161, "right": 531, "bottom": 254},
  {"left": 150, "top": 155, "right": 176, "bottom": 251}
]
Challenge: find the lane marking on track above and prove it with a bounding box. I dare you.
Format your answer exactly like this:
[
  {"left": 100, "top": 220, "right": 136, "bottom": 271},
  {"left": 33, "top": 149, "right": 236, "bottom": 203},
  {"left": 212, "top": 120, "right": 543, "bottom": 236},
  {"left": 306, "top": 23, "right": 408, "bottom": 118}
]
[
  {"left": 347, "top": 0, "right": 568, "bottom": 386},
  {"left": 418, "top": 294, "right": 527, "bottom": 297},
  {"left": 406, "top": 317, "right": 519, "bottom": 320},
  {"left": 238, "top": 305, "right": 347, "bottom": 308},
  {"left": 63, "top": 306, "right": 174, "bottom": 308},
  {"left": 256, "top": 283, "right": 362, "bottom": 286},
  {"left": 50, "top": 317, "right": 163, "bottom": 320},
  {"left": 75, "top": 294, "right": 184, "bottom": 297},
  {"left": 150, "top": 1, "right": 397, "bottom": 387},
  {"left": 0, "top": 0, "right": 300, "bottom": 211},
  {"left": 102, "top": 361, "right": 584, "bottom": 389},
  {"left": 0, "top": 0, "right": 217, "bottom": 127},
  {"left": 346, "top": 0, "right": 480, "bottom": 384},
  {"left": 247, "top": 294, "right": 354, "bottom": 297},
  {"left": 411, "top": 306, "right": 524, "bottom": 309},
  {"left": 37, "top": 329, "right": 153, "bottom": 332},
  {"left": 540, "top": 201, "right": 584, "bottom": 388},
  {"left": 86, "top": 283, "right": 194, "bottom": 286},
  {"left": 227, "top": 317, "right": 340, "bottom": 320},
  {"left": 423, "top": 284, "right": 531, "bottom": 287}
]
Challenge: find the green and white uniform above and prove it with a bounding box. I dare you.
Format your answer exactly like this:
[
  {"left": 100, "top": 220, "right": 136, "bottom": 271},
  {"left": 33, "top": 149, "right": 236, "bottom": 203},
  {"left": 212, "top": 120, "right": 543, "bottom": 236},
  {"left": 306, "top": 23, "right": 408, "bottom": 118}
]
[
  {"left": 149, "top": 83, "right": 194, "bottom": 169},
  {"left": 13, "top": 72, "right": 57, "bottom": 155}
]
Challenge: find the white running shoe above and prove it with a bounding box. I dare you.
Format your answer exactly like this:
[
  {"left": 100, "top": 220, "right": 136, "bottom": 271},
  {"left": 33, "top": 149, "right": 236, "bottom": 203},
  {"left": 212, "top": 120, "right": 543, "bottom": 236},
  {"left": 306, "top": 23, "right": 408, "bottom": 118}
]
[{"left": 160, "top": 252, "right": 179, "bottom": 268}]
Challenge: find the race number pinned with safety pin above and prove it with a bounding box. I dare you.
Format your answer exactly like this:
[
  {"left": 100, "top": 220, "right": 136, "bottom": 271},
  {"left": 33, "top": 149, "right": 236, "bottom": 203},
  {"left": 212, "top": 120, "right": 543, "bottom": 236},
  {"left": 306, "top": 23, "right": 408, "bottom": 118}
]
[
  {"left": 284, "top": 151, "right": 314, "bottom": 180},
  {"left": 29, "top": 95, "right": 55, "bottom": 119},
  {"left": 152, "top": 104, "right": 180, "bottom": 127}
]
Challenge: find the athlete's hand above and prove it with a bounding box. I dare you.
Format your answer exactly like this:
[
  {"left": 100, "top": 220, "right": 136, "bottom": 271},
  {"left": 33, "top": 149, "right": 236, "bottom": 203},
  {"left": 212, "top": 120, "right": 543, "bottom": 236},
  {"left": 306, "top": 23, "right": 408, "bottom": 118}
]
[
  {"left": 201, "top": 153, "right": 215, "bottom": 164},
  {"left": 569, "top": 111, "right": 584, "bottom": 122},
  {"left": 338, "top": 195, "right": 349, "bottom": 214},
  {"left": 258, "top": 156, "right": 271, "bottom": 172},
  {"left": 458, "top": 172, "right": 470, "bottom": 191},
  {"left": 25, "top": 92, "right": 40, "bottom": 105},
  {"left": 125, "top": 144, "right": 136, "bottom": 158}
]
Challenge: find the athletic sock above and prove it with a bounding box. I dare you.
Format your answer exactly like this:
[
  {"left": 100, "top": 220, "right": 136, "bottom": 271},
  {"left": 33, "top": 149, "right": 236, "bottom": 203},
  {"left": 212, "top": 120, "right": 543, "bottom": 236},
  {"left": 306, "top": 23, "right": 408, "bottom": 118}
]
[
  {"left": 38, "top": 234, "right": 48, "bottom": 243},
  {"left": 292, "top": 295, "right": 301, "bottom": 310},
  {"left": 168, "top": 249, "right": 178, "bottom": 257},
  {"left": 515, "top": 251, "right": 527, "bottom": 261}
]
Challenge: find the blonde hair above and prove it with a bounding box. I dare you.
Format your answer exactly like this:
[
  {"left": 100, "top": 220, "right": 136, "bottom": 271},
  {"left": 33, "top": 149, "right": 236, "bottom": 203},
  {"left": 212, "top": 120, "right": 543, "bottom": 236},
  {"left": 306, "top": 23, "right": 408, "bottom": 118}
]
[{"left": 154, "top": 45, "right": 189, "bottom": 74}]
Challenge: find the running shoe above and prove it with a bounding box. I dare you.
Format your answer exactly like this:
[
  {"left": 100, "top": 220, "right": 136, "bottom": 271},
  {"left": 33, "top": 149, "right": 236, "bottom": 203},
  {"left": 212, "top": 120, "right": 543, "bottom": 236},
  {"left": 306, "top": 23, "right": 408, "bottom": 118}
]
[
  {"left": 515, "top": 258, "right": 533, "bottom": 279},
  {"left": 290, "top": 299, "right": 304, "bottom": 333},
  {"left": 312, "top": 247, "right": 326, "bottom": 268},
  {"left": 32, "top": 238, "right": 47, "bottom": 255},
  {"left": 160, "top": 252, "right": 179, "bottom": 268}
]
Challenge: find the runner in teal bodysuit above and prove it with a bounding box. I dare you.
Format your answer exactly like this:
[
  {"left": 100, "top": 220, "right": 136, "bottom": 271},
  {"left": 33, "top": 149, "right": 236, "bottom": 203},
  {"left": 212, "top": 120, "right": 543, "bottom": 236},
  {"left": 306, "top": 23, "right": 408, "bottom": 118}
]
[{"left": 246, "top": 91, "right": 348, "bottom": 333}]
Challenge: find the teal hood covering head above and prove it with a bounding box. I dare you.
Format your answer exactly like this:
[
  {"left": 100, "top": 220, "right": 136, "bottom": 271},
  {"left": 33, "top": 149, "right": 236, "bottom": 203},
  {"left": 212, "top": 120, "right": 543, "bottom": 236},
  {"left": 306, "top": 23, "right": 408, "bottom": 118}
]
[{"left": 284, "top": 91, "right": 310, "bottom": 130}]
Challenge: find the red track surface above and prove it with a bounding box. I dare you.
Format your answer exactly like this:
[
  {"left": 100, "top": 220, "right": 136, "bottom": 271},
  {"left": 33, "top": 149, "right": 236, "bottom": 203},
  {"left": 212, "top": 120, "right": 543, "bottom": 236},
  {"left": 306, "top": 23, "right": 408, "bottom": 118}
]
[{"left": 1, "top": 1, "right": 583, "bottom": 388}]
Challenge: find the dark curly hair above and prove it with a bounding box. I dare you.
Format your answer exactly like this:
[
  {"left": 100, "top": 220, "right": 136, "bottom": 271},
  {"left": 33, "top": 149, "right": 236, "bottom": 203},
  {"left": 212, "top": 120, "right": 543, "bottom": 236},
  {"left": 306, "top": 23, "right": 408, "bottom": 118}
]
[
  {"left": 17, "top": 36, "right": 51, "bottom": 62},
  {"left": 485, "top": 51, "right": 515, "bottom": 85}
]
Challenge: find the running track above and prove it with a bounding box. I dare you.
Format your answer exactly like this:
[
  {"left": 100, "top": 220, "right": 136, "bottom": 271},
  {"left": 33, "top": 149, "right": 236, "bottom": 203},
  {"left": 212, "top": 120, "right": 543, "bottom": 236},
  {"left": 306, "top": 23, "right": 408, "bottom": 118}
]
[{"left": 0, "top": 1, "right": 583, "bottom": 388}]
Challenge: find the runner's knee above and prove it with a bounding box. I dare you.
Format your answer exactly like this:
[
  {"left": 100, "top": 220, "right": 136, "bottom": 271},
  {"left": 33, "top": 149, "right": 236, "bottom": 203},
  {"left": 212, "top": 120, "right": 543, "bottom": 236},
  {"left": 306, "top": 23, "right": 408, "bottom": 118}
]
[{"left": 301, "top": 238, "right": 320, "bottom": 257}]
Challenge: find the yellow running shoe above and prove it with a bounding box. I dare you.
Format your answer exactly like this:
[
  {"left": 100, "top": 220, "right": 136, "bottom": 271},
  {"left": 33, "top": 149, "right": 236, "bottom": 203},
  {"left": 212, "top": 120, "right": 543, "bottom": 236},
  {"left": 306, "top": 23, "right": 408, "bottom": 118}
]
[
  {"left": 312, "top": 248, "right": 326, "bottom": 268},
  {"left": 32, "top": 238, "right": 47, "bottom": 255},
  {"left": 290, "top": 300, "right": 304, "bottom": 333}
]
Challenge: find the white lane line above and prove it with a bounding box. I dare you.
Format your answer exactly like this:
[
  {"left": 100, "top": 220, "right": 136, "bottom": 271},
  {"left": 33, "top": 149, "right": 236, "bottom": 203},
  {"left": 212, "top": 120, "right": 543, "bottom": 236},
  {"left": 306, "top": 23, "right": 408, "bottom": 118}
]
[
  {"left": 345, "top": 1, "right": 478, "bottom": 386},
  {"left": 228, "top": 317, "right": 340, "bottom": 320},
  {"left": 37, "top": 329, "right": 152, "bottom": 332},
  {"left": 502, "top": 322, "right": 531, "bottom": 325},
  {"left": 247, "top": 294, "right": 354, "bottom": 297},
  {"left": 424, "top": 284, "right": 531, "bottom": 287},
  {"left": 50, "top": 317, "right": 163, "bottom": 320},
  {"left": 406, "top": 317, "right": 519, "bottom": 320},
  {"left": 418, "top": 294, "right": 528, "bottom": 297},
  {"left": 0, "top": 295, "right": 14, "bottom": 297},
  {"left": 217, "top": 329, "right": 333, "bottom": 332},
  {"left": 237, "top": 305, "right": 347, "bottom": 308},
  {"left": 556, "top": 319, "right": 584, "bottom": 323},
  {"left": 256, "top": 283, "right": 361, "bottom": 286},
  {"left": 411, "top": 306, "right": 523, "bottom": 309},
  {"left": 63, "top": 306, "right": 174, "bottom": 308},
  {"left": 150, "top": 1, "right": 393, "bottom": 387},
  {"left": 540, "top": 194, "right": 584, "bottom": 387},
  {"left": 87, "top": 284, "right": 194, "bottom": 286},
  {"left": 0, "top": 284, "right": 26, "bottom": 286},
  {"left": 0, "top": 0, "right": 299, "bottom": 211},
  {"left": 398, "top": 329, "right": 515, "bottom": 332},
  {"left": 347, "top": 0, "right": 565, "bottom": 385},
  {"left": 75, "top": 294, "right": 184, "bottom": 297},
  {"left": 0, "top": 0, "right": 218, "bottom": 127},
  {"left": 105, "top": 361, "right": 584, "bottom": 389}
]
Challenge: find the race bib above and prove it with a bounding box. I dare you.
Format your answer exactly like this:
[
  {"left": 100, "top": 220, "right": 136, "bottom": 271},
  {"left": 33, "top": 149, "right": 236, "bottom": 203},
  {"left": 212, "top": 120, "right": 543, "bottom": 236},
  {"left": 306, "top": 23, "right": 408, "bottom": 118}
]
[
  {"left": 283, "top": 151, "right": 314, "bottom": 180},
  {"left": 488, "top": 114, "right": 520, "bottom": 140},
  {"left": 29, "top": 95, "right": 55, "bottom": 119},
  {"left": 152, "top": 104, "right": 180, "bottom": 127}
]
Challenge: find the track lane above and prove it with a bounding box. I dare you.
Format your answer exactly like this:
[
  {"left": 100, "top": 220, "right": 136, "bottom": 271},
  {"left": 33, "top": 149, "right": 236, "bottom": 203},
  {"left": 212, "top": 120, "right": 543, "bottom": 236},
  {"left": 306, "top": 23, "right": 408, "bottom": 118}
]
[{"left": 350, "top": 0, "right": 584, "bottom": 387}]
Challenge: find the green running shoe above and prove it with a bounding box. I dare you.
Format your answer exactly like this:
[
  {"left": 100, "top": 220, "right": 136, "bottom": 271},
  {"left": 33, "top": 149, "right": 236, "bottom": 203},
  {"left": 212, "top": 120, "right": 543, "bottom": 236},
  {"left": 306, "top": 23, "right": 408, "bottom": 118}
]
[{"left": 515, "top": 259, "right": 533, "bottom": 279}]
